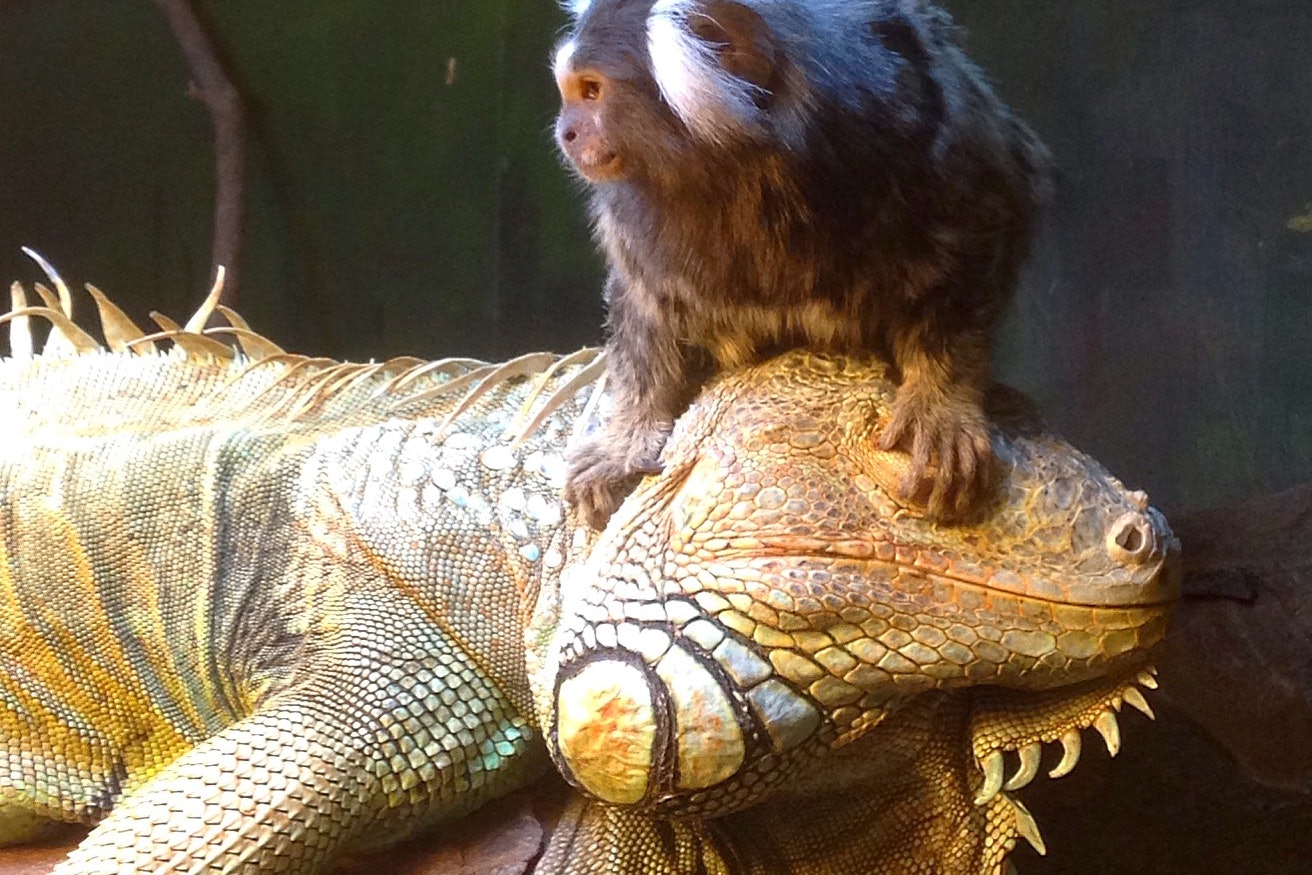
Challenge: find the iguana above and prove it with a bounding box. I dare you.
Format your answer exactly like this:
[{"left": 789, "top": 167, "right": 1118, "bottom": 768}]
[{"left": 0, "top": 260, "right": 1178, "bottom": 874}]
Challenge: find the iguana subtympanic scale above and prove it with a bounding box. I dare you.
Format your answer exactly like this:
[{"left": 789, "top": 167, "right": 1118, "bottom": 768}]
[{"left": 0, "top": 264, "right": 1178, "bottom": 873}]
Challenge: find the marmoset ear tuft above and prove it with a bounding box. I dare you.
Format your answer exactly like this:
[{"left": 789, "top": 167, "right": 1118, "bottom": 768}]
[
  {"left": 647, "top": 0, "right": 780, "bottom": 144},
  {"left": 560, "top": 0, "right": 593, "bottom": 20}
]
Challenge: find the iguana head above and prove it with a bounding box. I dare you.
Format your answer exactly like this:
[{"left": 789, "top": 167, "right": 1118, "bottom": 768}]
[{"left": 529, "top": 351, "right": 1178, "bottom": 820}]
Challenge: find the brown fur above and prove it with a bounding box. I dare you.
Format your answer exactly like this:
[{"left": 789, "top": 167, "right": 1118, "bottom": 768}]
[{"left": 555, "top": 0, "right": 1051, "bottom": 527}]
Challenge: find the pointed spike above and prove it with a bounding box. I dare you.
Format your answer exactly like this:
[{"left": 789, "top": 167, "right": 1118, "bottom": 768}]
[
  {"left": 84, "top": 284, "right": 149, "bottom": 353},
  {"left": 165, "top": 331, "right": 236, "bottom": 361},
  {"left": 1094, "top": 709, "right": 1121, "bottom": 757},
  {"left": 396, "top": 352, "right": 557, "bottom": 430},
  {"left": 432, "top": 365, "right": 553, "bottom": 435},
  {"left": 570, "top": 365, "right": 609, "bottom": 444},
  {"left": 973, "top": 749, "right": 1005, "bottom": 806},
  {"left": 321, "top": 361, "right": 390, "bottom": 400},
  {"left": 506, "top": 347, "right": 599, "bottom": 437},
  {"left": 1049, "top": 729, "right": 1082, "bottom": 779},
  {"left": 8, "top": 283, "right": 33, "bottom": 360},
  {"left": 202, "top": 353, "right": 311, "bottom": 412},
  {"left": 382, "top": 356, "right": 486, "bottom": 397},
  {"left": 32, "top": 285, "right": 75, "bottom": 358},
  {"left": 213, "top": 305, "right": 285, "bottom": 358},
  {"left": 204, "top": 326, "right": 285, "bottom": 360},
  {"left": 215, "top": 304, "right": 252, "bottom": 332},
  {"left": 1009, "top": 796, "right": 1047, "bottom": 856},
  {"left": 229, "top": 356, "right": 336, "bottom": 423},
  {"left": 1137, "top": 669, "right": 1159, "bottom": 690},
  {"left": 184, "top": 265, "right": 226, "bottom": 333},
  {"left": 139, "top": 312, "right": 235, "bottom": 359},
  {"left": 21, "top": 248, "right": 71, "bottom": 316},
  {"left": 32, "top": 285, "right": 73, "bottom": 356},
  {"left": 1005, "top": 742, "right": 1043, "bottom": 791},
  {"left": 31, "top": 283, "right": 62, "bottom": 313},
  {"left": 508, "top": 352, "right": 607, "bottom": 447},
  {"left": 377, "top": 356, "right": 426, "bottom": 375},
  {"left": 32, "top": 286, "right": 74, "bottom": 357},
  {"left": 0, "top": 307, "right": 99, "bottom": 354},
  {"left": 284, "top": 364, "right": 372, "bottom": 420},
  {"left": 123, "top": 330, "right": 184, "bottom": 352},
  {"left": 1122, "top": 686, "right": 1156, "bottom": 720},
  {"left": 388, "top": 362, "right": 497, "bottom": 407},
  {"left": 150, "top": 311, "right": 185, "bottom": 334}
]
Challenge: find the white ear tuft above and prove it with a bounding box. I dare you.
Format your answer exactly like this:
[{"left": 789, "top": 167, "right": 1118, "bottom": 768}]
[
  {"left": 554, "top": 38, "right": 578, "bottom": 81},
  {"left": 561, "top": 0, "right": 593, "bottom": 18},
  {"left": 647, "top": 0, "right": 767, "bottom": 144}
]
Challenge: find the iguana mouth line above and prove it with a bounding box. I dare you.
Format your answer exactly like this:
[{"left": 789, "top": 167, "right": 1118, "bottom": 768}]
[{"left": 709, "top": 543, "right": 1174, "bottom": 611}]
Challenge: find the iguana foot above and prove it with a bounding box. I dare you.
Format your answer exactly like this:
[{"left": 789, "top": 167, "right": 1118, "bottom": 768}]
[
  {"left": 564, "top": 423, "right": 669, "bottom": 529},
  {"left": 878, "top": 383, "right": 996, "bottom": 521}
]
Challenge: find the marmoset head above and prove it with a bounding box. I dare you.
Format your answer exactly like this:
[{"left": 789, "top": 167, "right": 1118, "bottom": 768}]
[{"left": 553, "top": 0, "right": 795, "bottom": 185}]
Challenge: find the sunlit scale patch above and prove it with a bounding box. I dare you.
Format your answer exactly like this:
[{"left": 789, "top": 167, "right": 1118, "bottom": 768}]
[
  {"left": 745, "top": 679, "right": 820, "bottom": 752},
  {"left": 553, "top": 644, "right": 750, "bottom": 804},
  {"left": 555, "top": 659, "right": 656, "bottom": 804},
  {"left": 661, "top": 541, "right": 1169, "bottom": 707},
  {"left": 653, "top": 644, "right": 745, "bottom": 790}
]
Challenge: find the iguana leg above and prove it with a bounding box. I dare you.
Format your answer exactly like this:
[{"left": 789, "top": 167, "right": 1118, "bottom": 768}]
[
  {"left": 50, "top": 699, "right": 374, "bottom": 874},
  {"left": 537, "top": 778, "right": 1022, "bottom": 875},
  {"left": 538, "top": 795, "right": 739, "bottom": 875},
  {"left": 538, "top": 786, "right": 1012, "bottom": 875}
]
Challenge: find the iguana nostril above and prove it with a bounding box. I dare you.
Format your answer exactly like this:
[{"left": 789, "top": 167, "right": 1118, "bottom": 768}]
[{"left": 1107, "top": 513, "right": 1154, "bottom": 564}]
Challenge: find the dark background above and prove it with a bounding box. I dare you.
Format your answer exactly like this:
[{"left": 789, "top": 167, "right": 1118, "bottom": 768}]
[
  {"left": 0, "top": 2, "right": 1310, "bottom": 872},
  {"left": 2, "top": 1, "right": 1311, "bottom": 517}
]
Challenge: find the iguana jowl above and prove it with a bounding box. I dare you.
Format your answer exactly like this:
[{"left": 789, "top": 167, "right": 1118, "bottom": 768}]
[{"left": 0, "top": 263, "right": 1178, "bottom": 873}]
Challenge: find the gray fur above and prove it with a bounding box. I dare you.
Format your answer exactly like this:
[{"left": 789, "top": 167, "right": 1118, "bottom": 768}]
[{"left": 553, "top": 0, "right": 1051, "bottom": 526}]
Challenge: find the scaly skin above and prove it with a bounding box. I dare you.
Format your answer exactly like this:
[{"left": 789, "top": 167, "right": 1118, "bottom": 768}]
[
  {"left": 529, "top": 353, "right": 1178, "bottom": 873},
  {"left": 0, "top": 273, "right": 1177, "bottom": 874}
]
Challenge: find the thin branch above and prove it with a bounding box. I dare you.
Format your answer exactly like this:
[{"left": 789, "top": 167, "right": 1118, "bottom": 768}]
[{"left": 151, "top": 0, "right": 247, "bottom": 307}]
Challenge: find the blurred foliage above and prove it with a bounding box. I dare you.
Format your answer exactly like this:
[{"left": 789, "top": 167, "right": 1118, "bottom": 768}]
[{"left": 1, "top": 0, "right": 1310, "bottom": 516}]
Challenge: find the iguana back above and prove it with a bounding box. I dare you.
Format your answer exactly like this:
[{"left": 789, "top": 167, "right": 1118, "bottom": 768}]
[
  {"left": 0, "top": 265, "right": 1178, "bottom": 874},
  {"left": 0, "top": 276, "right": 598, "bottom": 870}
]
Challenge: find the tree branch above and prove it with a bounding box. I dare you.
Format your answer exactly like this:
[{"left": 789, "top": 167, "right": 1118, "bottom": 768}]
[{"left": 151, "top": 0, "right": 247, "bottom": 307}]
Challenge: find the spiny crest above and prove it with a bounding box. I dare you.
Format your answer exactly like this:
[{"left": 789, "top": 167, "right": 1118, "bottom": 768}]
[
  {"left": 4, "top": 250, "right": 607, "bottom": 444},
  {"left": 4, "top": 248, "right": 261, "bottom": 362},
  {"left": 970, "top": 666, "right": 1160, "bottom": 820}
]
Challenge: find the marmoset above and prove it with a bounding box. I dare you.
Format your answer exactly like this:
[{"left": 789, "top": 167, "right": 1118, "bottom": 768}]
[{"left": 554, "top": 0, "right": 1050, "bottom": 528}]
